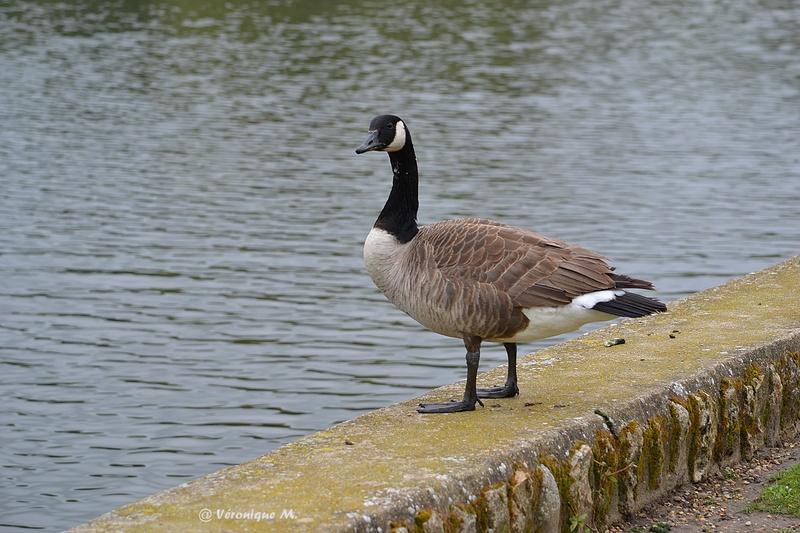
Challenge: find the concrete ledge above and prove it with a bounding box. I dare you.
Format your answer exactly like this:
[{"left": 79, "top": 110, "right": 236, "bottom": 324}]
[{"left": 71, "top": 255, "right": 800, "bottom": 532}]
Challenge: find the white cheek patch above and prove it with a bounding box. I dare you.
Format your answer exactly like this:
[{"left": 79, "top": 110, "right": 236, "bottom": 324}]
[{"left": 384, "top": 120, "right": 406, "bottom": 152}]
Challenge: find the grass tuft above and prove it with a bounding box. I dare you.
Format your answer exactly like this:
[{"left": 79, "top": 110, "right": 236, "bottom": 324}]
[{"left": 745, "top": 462, "right": 800, "bottom": 517}]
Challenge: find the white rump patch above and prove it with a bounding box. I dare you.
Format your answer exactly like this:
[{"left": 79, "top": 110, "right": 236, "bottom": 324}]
[
  {"left": 571, "top": 289, "right": 624, "bottom": 309},
  {"left": 384, "top": 120, "right": 406, "bottom": 152}
]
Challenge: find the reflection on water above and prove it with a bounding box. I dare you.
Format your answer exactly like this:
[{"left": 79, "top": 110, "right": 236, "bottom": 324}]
[{"left": 1, "top": 0, "right": 799, "bottom": 530}]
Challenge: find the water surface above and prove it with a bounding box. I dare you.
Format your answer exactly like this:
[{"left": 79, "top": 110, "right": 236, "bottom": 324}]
[{"left": 1, "top": 0, "right": 799, "bottom": 530}]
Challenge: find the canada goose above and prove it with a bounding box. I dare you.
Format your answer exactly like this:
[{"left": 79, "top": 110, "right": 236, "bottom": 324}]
[{"left": 356, "top": 115, "right": 666, "bottom": 414}]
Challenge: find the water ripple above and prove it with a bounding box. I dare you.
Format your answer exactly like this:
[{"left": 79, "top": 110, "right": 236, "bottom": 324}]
[{"left": 2, "top": 0, "right": 799, "bottom": 530}]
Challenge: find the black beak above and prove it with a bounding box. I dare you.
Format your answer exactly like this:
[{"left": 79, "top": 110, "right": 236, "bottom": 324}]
[{"left": 355, "top": 130, "right": 383, "bottom": 154}]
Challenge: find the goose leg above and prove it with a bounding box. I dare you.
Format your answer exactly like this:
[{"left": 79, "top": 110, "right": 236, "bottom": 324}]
[
  {"left": 476, "top": 342, "right": 520, "bottom": 399},
  {"left": 417, "top": 335, "right": 485, "bottom": 413}
]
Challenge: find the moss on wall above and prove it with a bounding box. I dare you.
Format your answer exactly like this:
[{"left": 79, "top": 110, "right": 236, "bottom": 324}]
[{"left": 642, "top": 417, "right": 666, "bottom": 490}]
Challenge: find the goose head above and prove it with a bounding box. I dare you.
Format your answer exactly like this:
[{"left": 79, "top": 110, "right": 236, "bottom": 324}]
[{"left": 355, "top": 115, "right": 408, "bottom": 154}]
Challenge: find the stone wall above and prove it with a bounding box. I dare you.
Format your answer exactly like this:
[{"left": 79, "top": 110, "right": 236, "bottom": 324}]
[
  {"left": 404, "top": 351, "right": 800, "bottom": 533},
  {"left": 70, "top": 255, "right": 800, "bottom": 533}
]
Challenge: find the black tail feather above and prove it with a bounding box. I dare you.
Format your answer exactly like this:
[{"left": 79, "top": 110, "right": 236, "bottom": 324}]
[
  {"left": 593, "top": 292, "right": 667, "bottom": 318},
  {"left": 609, "top": 273, "right": 656, "bottom": 291}
]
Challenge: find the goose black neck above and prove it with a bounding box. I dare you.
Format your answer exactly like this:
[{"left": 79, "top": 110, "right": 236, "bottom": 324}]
[{"left": 374, "top": 138, "right": 419, "bottom": 244}]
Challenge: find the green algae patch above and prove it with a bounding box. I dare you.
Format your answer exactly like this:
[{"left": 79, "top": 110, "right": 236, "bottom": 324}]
[
  {"left": 642, "top": 417, "right": 666, "bottom": 490},
  {"left": 715, "top": 377, "right": 743, "bottom": 462},
  {"left": 667, "top": 401, "right": 686, "bottom": 474},
  {"left": 539, "top": 454, "right": 573, "bottom": 532},
  {"left": 778, "top": 352, "right": 800, "bottom": 440},
  {"left": 69, "top": 257, "right": 800, "bottom": 532},
  {"left": 590, "top": 430, "right": 621, "bottom": 529}
]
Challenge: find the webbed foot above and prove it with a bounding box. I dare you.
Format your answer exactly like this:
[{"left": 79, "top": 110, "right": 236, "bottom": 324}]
[
  {"left": 477, "top": 381, "right": 519, "bottom": 399},
  {"left": 417, "top": 397, "right": 484, "bottom": 414}
]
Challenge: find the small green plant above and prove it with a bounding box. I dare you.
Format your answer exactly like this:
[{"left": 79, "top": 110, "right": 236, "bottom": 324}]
[
  {"left": 722, "top": 466, "right": 740, "bottom": 480},
  {"left": 569, "top": 512, "right": 588, "bottom": 532},
  {"left": 745, "top": 462, "right": 800, "bottom": 517},
  {"left": 587, "top": 460, "right": 635, "bottom": 532}
]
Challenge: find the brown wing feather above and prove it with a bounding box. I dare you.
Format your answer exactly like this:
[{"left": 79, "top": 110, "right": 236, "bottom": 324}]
[{"left": 419, "top": 218, "right": 621, "bottom": 310}]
